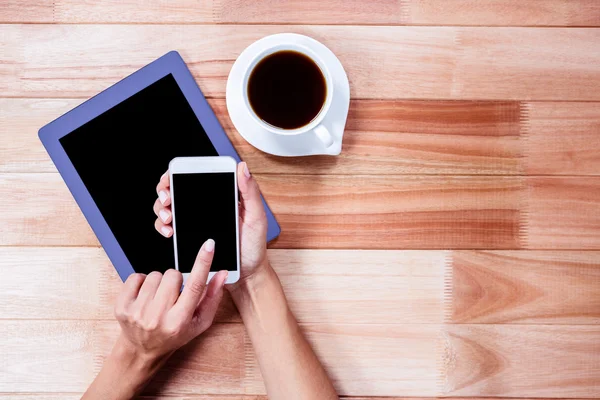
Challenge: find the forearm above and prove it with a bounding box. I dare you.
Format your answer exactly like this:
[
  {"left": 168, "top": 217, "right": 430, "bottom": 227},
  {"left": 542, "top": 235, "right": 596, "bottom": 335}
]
[
  {"left": 231, "top": 263, "right": 338, "bottom": 400},
  {"left": 82, "top": 335, "right": 169, "bottom": 400}
]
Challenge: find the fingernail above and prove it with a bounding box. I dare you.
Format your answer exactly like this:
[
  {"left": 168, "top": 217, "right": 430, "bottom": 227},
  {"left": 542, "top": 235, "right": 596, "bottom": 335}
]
[
  {"left": 203, "top": 238, "right": 215, "bottom": 253},
  {"left": 158, "top": 191, "right": 168, "bottom": 205},
  {"left": 222, "top": 271, "right": 228, "bottom": 287},
  {"left": 160, "top": 226, "right": 171, "bottom": 237},
  {"left": 243, "top": 162, "right": 251, "bottom": 178},
  {"left": 159, "top": 209, "right": 170, "bottom": 223},
  {"left": 161, "top": 172, "right": 167, "bottom": 180}
]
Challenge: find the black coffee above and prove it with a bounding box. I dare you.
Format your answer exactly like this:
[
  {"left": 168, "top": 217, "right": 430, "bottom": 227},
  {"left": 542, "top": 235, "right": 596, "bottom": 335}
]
[{"left": 248, "top": 50, "right": 327, "bottom": 130}]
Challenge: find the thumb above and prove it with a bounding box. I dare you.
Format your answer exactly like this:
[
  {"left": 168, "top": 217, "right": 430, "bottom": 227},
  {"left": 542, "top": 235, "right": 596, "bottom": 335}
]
[
  {"left": 237, "top": 162, "right": 266, "bottom": 224},
  {"left": 192, "top": 270, "right": 227, "bottom": 335}
]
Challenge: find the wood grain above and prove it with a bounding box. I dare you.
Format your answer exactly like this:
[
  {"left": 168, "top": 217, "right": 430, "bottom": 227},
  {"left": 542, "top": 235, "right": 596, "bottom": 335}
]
[
  {"left": 262, "top": 175, "right": 523, "bottom": 249},
  {"left": 524, "top": 102, "right": 600, "bottom": 176},
  {"left": 0, "top": 173, "right": 523, "bottom": 249},
  {"left": 0, "top": 397, "right": 594, "bottom": 400},
  {"left": 1, "top": 97, "right": 519, "bottom": 175},
  {"left": 451, "top": 251, "right": 600, "bottom": 324},
  {"left": 1, "top": 25, "right": 599, "bottom": 100},
  {"left": 525, "top": 177, "right": 600, "bottom": 249},
  {"left": 443, "top": 325, "right": 600, "bottom": 397},
  {"left": 404, "top": 0, "right": 600, "bottom": 27},
  {"left": 0, "top": 247, "right": 448, "bottom": 324},
  {"left": 3, "top": 248, "right": 596, "bottom": 325},
  {"left": 0, "top": 98, "right": 523, "bottom": 175},
  {"left": 2, "top": 321, "right": 597, "bottom": 397},
  {"left": 5, "top": 98, "right": 600, "bottom": 176},
  {"left": 0, "top": 320, "right": 245, "bottom": 394},
  {"left": 0, "top": 173, "right": 98, "bottom": 246},
  {"left": 2, "top": 0, "right": 599, "bottom": 26}
]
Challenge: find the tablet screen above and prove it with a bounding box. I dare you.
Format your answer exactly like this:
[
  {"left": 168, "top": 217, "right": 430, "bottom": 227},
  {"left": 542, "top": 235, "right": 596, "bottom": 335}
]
[{"left": 60, "top": 74, "right": 218, "bottom": 275}]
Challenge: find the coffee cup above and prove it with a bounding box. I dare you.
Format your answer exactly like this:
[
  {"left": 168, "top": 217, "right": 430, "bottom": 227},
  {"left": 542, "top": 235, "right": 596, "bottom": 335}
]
[{"left": 240, "top": 43, "right": 335, "bottom": 149}]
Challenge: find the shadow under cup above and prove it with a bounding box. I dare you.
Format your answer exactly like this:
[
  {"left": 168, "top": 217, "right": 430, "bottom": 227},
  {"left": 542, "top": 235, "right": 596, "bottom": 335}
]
[{"left": 246, "top": 48, "right": 331, "bottom": 132}]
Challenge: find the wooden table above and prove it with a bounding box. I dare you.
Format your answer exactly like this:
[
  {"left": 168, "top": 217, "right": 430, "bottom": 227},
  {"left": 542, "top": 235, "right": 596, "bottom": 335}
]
[{"left": 1, "top": 1, "right": 600, "bottom": 399}]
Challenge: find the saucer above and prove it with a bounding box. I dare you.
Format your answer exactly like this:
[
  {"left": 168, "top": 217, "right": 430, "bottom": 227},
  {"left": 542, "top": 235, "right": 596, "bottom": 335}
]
[{"left": 226, "top": 33, "right": 350, "bottom": 156}]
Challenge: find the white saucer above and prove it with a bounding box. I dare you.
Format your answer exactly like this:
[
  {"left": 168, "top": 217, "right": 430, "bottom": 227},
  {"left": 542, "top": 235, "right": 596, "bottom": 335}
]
[{"left": 226, "top": 33, "right": 350, "bottom": 156}]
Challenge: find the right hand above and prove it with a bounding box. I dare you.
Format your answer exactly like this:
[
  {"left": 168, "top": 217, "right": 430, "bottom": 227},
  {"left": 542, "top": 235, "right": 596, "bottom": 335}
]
[
  {"left": 153, "top": 162, "right": 270, "bottom": 288},
  {"left": 114, "top": 239, "right": 227, "bottom": 361}
]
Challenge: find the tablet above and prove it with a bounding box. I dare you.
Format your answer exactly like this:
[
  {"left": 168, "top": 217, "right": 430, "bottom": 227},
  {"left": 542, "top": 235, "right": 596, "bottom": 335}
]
[{"left": 39, "top": 51, "right": 280, "bottom": 281}]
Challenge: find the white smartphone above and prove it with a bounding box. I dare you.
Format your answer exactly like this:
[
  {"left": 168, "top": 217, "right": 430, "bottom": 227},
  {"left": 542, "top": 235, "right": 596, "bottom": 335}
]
[{"left": 169, "top": 156, "right": 240, "bottom": 284}]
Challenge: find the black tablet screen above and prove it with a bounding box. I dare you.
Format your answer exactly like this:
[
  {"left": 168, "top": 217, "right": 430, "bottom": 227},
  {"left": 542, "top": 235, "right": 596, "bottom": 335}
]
[{"left": 60, "top": 74, "right": 219, "bottom": 274}]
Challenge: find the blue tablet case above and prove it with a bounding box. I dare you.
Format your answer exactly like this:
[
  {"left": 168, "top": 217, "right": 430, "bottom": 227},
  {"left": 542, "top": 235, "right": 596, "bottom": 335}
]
[{"left": 39, "top": 51, "right": 281, "bottom": 281}]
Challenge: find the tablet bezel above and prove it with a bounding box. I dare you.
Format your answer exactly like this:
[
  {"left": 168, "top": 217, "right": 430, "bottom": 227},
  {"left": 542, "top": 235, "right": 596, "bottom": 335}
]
[{"left": 39, "top": 51, "right": 281, "bottom": 281}]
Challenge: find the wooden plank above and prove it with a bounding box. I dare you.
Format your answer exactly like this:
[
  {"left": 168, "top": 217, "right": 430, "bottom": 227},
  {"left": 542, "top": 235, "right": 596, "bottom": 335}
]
[
  {"left": 525, "top": 177, "right": 600, "bottom": 249},
  {"left": 0, "top": 393, "right": 582, "bottom": 400},
  {"left": 453, "top": 28, "right": 600, "bottom": 101},
  {"left": 0, "top": 247, "right": 448, "bottom": 324},
  {"left": 0, "top": 396, "right": 267, "bottom": 400},
  {"left": 0, "top": 173, "right": 98, "bottom": 246},
  {"left": 524, "top": 102, "right": 600, "bottom": 176},
  {"left": 405, "top": 0, "right": 600, "bottom": 27},
  {"left": 0, "top": 320, "right": 245, "bottom": 394},
  {"left": 443, "top": 325, "right": 600, "bottom": 397},
  {"left": 2, "top": 0, "right": 599, "bottom": 26},
  {"left": 3, "top": 247, "right": 596, "bottom": 325},
  {"left": 1, "top": 25, "right": 599, "bottom": 100},
  {"left": 451, "top": 251, "right": 600, "bottom": 324},
  {"left": 0, "top": 397, "right": 594, "bottom": 400},
  {"left": 0, "top": 173, "right": 523, "bottom": 249},
  {"left": 6, "top": 98, "right": 600, "bottom": 177},
  {"left": 0, "top": 98, "right": 523, "bottom": 175},
  {"left": 2, "top": 321, "right": 597, "bottom": 397},
  {"left": 262, "top": 175, "right": 523, "bottom": 249}
]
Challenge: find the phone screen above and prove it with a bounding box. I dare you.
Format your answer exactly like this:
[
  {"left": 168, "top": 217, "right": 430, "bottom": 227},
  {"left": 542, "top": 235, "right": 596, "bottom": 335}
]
[{"left": 172, "top": 172, "right": 238, "bottom": 273}]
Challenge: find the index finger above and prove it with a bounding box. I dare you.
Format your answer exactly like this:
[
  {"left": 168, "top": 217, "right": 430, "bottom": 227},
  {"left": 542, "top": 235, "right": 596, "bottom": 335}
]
[{"left": 175, "top": 239, "right": 215, "bottom": 315}]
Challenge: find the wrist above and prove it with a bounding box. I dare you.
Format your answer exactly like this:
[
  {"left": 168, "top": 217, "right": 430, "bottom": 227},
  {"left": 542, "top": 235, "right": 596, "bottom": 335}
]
[
  {"left": 229, "top": 261, "right": 274, "bottom": 298},
  {"left": 229, "top": 262, "right": 288, "bottom": 319},
  {"left": 110, "top": 335, "right": 170, "bottom": 384}
]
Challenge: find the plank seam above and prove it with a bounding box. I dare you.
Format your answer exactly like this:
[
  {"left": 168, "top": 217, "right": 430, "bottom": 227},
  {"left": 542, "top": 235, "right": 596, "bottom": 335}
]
[
  {"left": 243, "top": 331, "right": 260, "bottom": 394},
  {"left": 519, "top": 103, "right": 532, "bottom": 249},
  {"left": 443, "top": 250, "right": 453, "bottom": 324}
]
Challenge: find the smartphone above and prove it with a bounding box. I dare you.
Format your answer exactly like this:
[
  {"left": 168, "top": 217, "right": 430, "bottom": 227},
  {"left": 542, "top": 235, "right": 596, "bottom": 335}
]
[{"left": 169, "top": 156, "right": 240, "bottom": 284}]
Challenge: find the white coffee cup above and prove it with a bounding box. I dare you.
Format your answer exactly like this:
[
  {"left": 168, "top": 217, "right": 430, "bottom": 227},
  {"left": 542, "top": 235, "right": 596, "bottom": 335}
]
[{"left": 241, "top": 43, "right": 335, "bottom": 149}]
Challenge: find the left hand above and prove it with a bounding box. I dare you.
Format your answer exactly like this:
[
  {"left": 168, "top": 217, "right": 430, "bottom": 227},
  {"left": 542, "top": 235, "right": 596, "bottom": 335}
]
[{"left": 113, "top": 239, "right": 228, "bottom": 361}]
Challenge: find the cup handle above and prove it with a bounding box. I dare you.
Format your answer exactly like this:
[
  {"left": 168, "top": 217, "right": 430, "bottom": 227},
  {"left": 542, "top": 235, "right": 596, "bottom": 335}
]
[{"left": 314, "top": 124, "right": 334, "bottom": 148}]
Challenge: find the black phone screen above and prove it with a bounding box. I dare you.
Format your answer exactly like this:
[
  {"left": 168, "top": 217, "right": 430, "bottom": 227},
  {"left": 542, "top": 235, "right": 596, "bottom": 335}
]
[{"left": 172, "top": 172, "right": 238, "bottom": 273}]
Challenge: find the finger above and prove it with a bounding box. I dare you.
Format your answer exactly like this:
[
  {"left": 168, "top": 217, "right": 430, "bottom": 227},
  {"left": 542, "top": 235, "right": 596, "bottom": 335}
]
[
  {"left": 237, "top": 162, "right": 266, "bottom": 224},
  {"left": 135, "top": 271, "right": 163, "bottom": 305},
  {"left": 176, "top": 239, "right": 215, "bottom": 315},
  {"left": 116, "top": 273, "right": 146, "bottom": 307},
  {"left": 153, "top": 198, "right": 172, "bottom": 224},
  {"left": 156, "top": 173, "right": 171, "bottom": 207},
  {"left": 155, "top": 218, "right": 173, "bottom": 237},
  {"left": 154, "top": 269, "right": 183, "bottom": 309},
  {"left": 193, "top": 270, "right": 228, "bottom": 335},
  {"left": 157, "top": 171, "right": 170, "bottom": 192}
]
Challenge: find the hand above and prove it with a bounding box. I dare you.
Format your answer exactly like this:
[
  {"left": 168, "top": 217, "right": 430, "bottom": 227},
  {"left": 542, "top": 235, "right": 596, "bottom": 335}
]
[
  {"left": 153, "top": 162, "right": 269, "bottom": 288},
  {"left": 114, "top": 239, "right": 228, "bottom": 361}
]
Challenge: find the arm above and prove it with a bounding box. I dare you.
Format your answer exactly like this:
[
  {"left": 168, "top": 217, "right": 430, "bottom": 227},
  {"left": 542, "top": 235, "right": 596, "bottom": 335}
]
[
  {"left": 153, "top": 162, "right": 338, "bottom": 400},
  {"left": 230, "top": 263, "right": 338, "bottom": 400},
  {"left": 83, "top": 239, "right": 228, "bottom": 400}
]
